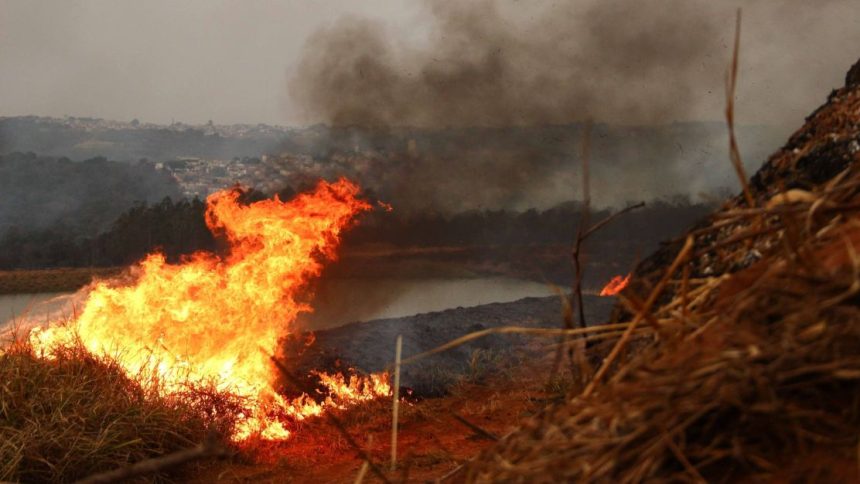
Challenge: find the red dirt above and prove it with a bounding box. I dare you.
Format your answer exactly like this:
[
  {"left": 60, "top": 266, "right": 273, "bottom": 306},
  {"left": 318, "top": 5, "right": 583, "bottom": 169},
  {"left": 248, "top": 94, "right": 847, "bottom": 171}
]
[{"left": 190, "top": 346, "right": 568, "bottom": 483}]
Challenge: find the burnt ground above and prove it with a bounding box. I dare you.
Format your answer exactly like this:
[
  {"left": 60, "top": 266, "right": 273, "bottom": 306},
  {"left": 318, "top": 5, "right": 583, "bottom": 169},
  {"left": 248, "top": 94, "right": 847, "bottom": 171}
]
[{"left": 286, "top": 294, "right": 615, "bottom": 397}]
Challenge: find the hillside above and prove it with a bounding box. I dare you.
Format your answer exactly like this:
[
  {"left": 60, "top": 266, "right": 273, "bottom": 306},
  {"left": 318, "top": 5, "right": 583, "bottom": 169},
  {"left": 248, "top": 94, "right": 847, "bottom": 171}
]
[{"left": 465, "top": 58, "right": 860, "bottom": 482}]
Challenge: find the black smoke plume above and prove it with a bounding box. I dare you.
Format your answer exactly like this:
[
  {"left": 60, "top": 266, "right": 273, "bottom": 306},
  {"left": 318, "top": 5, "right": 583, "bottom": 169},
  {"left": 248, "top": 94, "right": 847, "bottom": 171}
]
[{"left": 288, "top": 0, "right": 783, "bottom": 211}]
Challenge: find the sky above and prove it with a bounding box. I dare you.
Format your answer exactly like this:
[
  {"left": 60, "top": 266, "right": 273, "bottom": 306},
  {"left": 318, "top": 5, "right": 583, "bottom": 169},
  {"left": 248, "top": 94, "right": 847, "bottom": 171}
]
[{"left": 1, "top": 0, "right": 859, "bottom": 128}]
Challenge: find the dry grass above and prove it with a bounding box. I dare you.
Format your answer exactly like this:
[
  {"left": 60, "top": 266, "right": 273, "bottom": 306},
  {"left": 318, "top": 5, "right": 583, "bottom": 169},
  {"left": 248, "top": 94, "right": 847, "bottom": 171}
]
[
  {"left": 0, "top": 337, "right": 238, "bottom": 483},
  {"left": 464, "top": 72, "right": 860, "bottom": 482},
  {"left": 468, "top": 173, "right": 860, "bottom": 482}
]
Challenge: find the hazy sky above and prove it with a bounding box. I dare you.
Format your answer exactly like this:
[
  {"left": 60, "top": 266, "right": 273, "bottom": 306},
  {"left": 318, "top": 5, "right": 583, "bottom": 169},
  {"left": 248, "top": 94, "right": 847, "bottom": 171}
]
[{"left": 1, "top": 0, "right": 859, "bottom": 127}]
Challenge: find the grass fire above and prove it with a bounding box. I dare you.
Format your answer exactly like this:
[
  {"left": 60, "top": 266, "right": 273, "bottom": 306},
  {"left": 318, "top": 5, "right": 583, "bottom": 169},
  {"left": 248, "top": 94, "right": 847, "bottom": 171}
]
[
  {"left": 25, "top": 179, "right": 390, "bottom": 442},
  {"left": 3, "top": 1, "right": 860, "bottom": 482}
]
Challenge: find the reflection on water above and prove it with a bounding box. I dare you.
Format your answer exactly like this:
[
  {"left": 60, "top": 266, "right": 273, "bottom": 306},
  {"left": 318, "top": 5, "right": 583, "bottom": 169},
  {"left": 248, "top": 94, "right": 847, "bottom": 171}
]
[
  {"left": 0, "top": 277, "right": 558, "bottom": 335},
  {"left": 299, "top": 277, "right": 557, "bottom": 330},
  {"left": 0, "top": 292, "right": 78, "bottom": 332}
]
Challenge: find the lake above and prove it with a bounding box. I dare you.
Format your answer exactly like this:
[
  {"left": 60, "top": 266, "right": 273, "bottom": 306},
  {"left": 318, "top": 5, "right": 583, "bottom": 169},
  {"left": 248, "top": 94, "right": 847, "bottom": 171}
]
[{"left": 0, "top": 292, "right": 78, "bottom": 332}]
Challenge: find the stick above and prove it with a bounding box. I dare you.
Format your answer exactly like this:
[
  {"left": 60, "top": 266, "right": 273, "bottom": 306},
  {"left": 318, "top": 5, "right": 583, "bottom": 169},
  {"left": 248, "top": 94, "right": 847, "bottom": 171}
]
[
  {"left": 662, "top": 430, "right": 706, "bottom": 483},
  {"left": 396, "top": 323, "right": 633, "bottom": 368},
  {"left": 353, "top": 461, "right": 369, "bottom": 484},
  {"left": 581, "top": 202, "right": 646, "bottom": 242},
  {"left": 573, "top": 120, "right": 593, "bottom": 333},
  {"left": 451, "top": 412, "right": 500, "bottom": 441},
  {"left": 726, "top": 9, "right": 755, "bottom": 209},
  {"left": 561, "top": 120, "right": 644, "bottom": 379},
  {"left": 354, "top": 435, "right": 373, "bottom": 484},
  {"left": 391, "top": 335, "right": 402, "bottom": 472},
  {"left": 74, "top": 430, "right": 228, "bottom": 484}
]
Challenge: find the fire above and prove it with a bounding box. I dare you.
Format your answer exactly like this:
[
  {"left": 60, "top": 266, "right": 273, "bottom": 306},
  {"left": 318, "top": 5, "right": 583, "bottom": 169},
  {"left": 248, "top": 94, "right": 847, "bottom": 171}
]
[
  {"left": 28, "top": 179, "right": 390, "bottom": 441},
  {"left": 599, "top": 273, "right": 631, "bottom": 296}
]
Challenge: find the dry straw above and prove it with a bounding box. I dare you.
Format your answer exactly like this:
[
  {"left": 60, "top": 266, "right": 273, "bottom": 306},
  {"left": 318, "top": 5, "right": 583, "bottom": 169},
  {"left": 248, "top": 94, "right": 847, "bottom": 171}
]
[
  {"left": 464, "top": 166, "right": 860, "bottom": 480},
  {"left": 461, "top": 18, "right": 860, "bottom": 480}
]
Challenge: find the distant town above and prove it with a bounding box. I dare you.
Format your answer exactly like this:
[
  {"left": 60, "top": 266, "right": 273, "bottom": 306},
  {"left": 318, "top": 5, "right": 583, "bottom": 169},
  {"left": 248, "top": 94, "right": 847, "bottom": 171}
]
[
  {"left": 0, "top": 115, "right": 369, "bottom": 199},
  {"left": 0, "top": 114, "right": 787, "bottom": 209},
  {"left": 4, "top": 115, "right": 296, "bottom": 139},
  {"left": 159, "top": 154, "right": 318, "bottom": 198}
]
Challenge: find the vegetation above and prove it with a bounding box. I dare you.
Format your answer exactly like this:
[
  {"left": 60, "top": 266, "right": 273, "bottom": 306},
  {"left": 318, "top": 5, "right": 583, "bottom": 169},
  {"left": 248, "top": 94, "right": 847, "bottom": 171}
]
[
  {"left": 469, "top": 183, "right": 860, "bottom": 480},
  {"left": 466, "top": 57, "right": 860, "bottom": 482},
  {"left": 0, "top": 117, "right": 280, "bottom": 161},
  {"left": 0, "top": 152, "right": 181, "bottom": 269},
  {"left": 5, "top": 51, "right": 854, "bottom": 484},
  {"left": 0, "top": 338, "right": 237, "bottom": 483},
  {"left": 0, "top": 187, "right": 711, "bottom": 277},
  {"left": 0, "top": 267, "right": 121, "bottom": 294}
]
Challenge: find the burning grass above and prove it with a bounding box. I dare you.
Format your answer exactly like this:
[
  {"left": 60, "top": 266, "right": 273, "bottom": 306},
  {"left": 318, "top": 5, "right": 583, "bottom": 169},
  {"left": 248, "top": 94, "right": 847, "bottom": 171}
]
[
  {"left": 0, "top": 337, "right": 237, "bottom": 483},
  {"left": 22, "top": 179, "right": 392, "bottom": 442},
  {"left": 0, "top": 178, "right": 401, "bottom": 482}
]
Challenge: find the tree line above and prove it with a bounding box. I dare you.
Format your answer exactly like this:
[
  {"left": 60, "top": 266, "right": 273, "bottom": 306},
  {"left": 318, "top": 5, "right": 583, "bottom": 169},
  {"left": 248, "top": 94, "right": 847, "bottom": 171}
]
[{"left": 0, "top": 186, "right": 712, "bottom": 270}]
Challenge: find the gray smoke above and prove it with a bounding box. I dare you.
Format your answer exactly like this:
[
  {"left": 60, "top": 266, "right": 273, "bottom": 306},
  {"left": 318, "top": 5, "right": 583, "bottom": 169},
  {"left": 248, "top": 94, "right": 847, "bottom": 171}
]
[
  {"left": 290, "top": 0, "right": 721, "bottom": 128},
  {"left": 288, "top": 0, "right": 857, "bottom": 210}
]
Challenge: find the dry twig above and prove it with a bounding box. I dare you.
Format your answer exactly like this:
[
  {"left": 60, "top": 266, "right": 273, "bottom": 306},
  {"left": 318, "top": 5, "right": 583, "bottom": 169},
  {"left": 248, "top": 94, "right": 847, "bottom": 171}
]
[
  {"left": 75, "top": 429, "right": 229, "bottom": 484},
  {"left": 451, "top": 412, "right": 500, "bottom": 441}
]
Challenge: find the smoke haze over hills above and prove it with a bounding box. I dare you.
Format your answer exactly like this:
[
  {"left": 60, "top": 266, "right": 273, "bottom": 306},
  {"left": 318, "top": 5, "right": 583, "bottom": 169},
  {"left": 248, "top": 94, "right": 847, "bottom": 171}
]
[{"left": 1, "top": 1, "right": 859, "bottom": 236}]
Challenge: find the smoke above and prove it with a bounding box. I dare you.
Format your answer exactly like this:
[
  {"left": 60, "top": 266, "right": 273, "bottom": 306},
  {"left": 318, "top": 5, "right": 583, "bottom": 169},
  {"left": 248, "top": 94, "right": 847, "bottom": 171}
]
[
  {"left": 290, "top": 0, "right": 722, "bottom": 128},
  {"left": 288, "top": 0, "right": 858, "bottom": 211}
]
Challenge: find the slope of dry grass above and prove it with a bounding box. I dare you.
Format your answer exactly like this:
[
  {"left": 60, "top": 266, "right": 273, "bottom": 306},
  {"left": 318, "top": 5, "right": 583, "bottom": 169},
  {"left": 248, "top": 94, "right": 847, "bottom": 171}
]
[
  {"left": 0, "top": 338, "right": 236, "bottom": 482},
  {"left": 466, "top": 57, "right": 860, "bottom": 483}
]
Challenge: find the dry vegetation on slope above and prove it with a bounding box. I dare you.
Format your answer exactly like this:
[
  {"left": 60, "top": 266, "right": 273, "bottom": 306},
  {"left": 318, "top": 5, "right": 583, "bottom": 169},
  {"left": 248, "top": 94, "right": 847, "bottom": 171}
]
[
  {"left": 0, "top": 338, "right": 239, "bottom": 482},
  {"left": 465, "top": 58, "right": 860, "bottom": 482}
]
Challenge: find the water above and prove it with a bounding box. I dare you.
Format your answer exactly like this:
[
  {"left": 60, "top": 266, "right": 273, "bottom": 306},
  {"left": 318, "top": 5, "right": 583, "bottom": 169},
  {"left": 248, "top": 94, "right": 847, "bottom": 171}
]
[
  {"left": 0, "top": 277, "right": 559, "bottom": 334},
  {"left": 0, "top": 292, "right": 78, "bottom": 332}
]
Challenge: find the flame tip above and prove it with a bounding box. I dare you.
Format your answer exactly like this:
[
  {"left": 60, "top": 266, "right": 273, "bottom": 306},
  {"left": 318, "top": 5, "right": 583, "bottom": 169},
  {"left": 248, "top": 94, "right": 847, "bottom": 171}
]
[{"left": 599, "top": 273, "right": 631, "bottom": 297}]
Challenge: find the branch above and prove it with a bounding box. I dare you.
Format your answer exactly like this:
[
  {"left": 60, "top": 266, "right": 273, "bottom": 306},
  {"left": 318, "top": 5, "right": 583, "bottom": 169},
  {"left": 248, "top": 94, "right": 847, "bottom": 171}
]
[
  {"left": 74, "top": 429, "right": 228, "bottom": 484},
  {"left": 726, "top": 9, "right": 755, "bottom": 209},
  {"left": 451, "top": 412, "right": 500, "bottom": 441},
  {"left": 396, "top": 323, "right": 636, "bottom": 368},
  {"left": 581, "top": 202, "right": 646, "bottom": 242}
]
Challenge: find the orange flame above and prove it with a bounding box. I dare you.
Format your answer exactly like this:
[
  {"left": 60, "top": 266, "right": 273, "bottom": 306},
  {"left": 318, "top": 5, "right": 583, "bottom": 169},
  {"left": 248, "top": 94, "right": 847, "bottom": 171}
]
[
  {"left": 29, "top": 179, "right": 390, "bottom": 441},
  {"left": 599, "top": 273, "right": 631, "bottom": 296}
]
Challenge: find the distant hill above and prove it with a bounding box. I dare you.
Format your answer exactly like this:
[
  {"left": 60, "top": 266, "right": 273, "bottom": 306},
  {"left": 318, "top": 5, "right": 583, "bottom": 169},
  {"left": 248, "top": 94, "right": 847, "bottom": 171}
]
[
  {"left": 0, "top": 116, "right": 788, "bottom": 212},
  {"left": 0, "top": 152, "right": 181, "bottom": 239},
  {"left": 0, "top": 116, "right": 784, "bottom": 164},
  {"left": 0, "top": 116, "right": 288, "bottom": 162}
]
